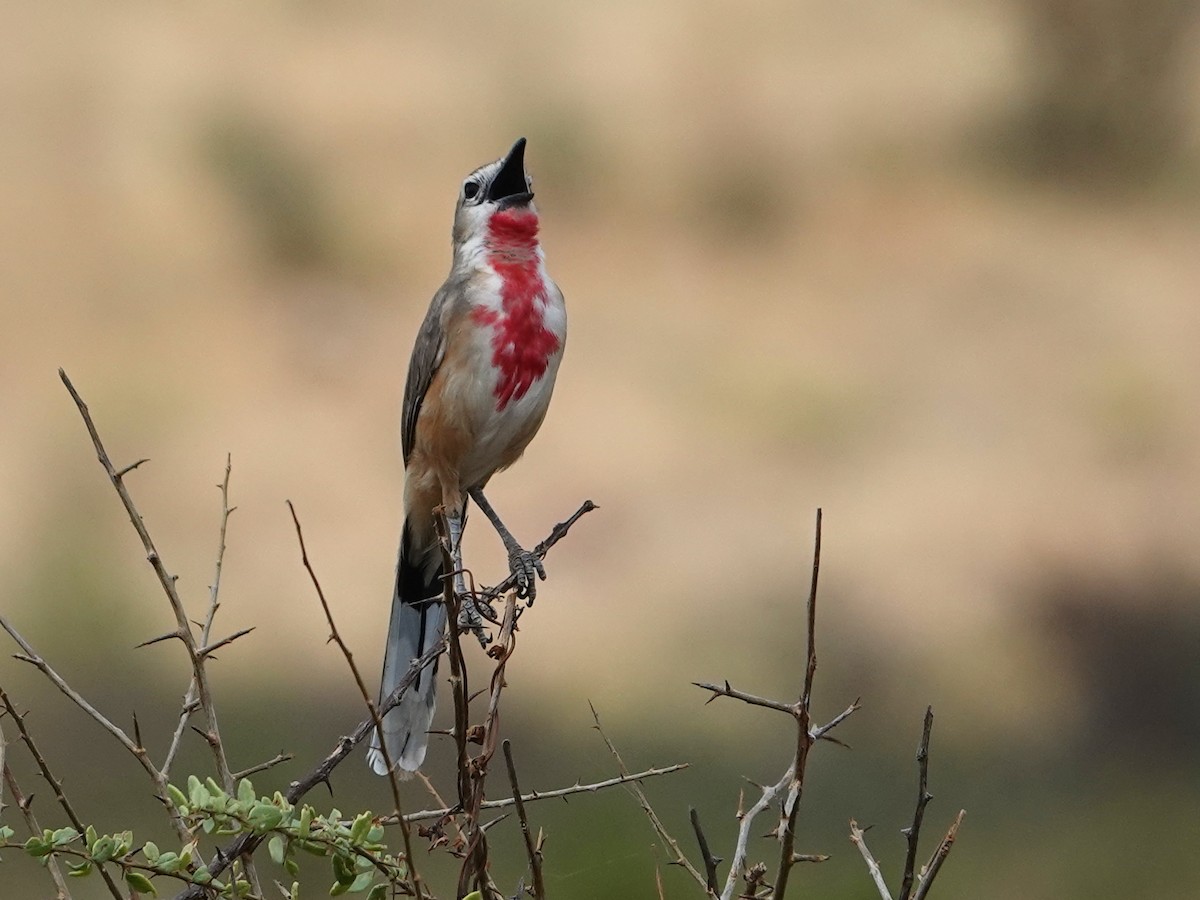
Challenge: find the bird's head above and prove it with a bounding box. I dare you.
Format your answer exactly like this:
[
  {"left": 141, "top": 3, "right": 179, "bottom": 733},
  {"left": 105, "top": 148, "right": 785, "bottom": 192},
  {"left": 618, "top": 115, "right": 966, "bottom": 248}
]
[{"left": 451, "top": 137, "right": 539, "bottom": 260}]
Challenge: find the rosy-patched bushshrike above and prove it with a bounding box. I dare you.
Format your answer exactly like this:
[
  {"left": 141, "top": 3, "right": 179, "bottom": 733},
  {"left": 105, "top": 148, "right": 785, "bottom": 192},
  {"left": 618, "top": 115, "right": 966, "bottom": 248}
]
[{"left": 368, "top": 138, "right": 567, "bottom": 776}]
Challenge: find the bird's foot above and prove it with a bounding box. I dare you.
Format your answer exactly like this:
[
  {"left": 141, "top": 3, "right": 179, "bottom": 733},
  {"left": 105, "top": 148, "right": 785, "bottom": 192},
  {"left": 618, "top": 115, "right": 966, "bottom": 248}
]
[
  {"left": 457, "top": 595, "right": 493, "bottom": 647},
  {"left": 507, "top": 546, "right": 546, "bottom": 603}
]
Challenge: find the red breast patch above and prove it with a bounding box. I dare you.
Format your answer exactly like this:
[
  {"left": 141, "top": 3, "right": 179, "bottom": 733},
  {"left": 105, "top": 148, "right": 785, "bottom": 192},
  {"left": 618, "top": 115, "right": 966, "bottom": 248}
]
[{"left": 474, "top": 210, "right": 560, "bottom": 411}]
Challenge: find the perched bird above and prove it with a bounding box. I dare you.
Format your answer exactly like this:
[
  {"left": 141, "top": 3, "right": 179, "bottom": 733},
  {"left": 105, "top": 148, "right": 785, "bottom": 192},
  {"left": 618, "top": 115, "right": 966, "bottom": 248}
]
[{"left": 368, "top": 138, "right": 567, "bottom": 776}]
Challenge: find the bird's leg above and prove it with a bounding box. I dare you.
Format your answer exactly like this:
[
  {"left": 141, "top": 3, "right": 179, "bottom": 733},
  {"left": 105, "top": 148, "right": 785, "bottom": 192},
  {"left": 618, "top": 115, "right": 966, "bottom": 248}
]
[
  {"left": 445, "top": 508, "right": 490, "bottom": 645},
  {"left": 468, "top": 487, "right": 546, "bottom": 602}
]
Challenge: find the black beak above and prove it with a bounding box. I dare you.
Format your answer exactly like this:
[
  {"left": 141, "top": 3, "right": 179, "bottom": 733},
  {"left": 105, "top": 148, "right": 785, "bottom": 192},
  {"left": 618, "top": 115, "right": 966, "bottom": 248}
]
[{"left": 487, "top": 137, "right": 533, "bottom": 209}]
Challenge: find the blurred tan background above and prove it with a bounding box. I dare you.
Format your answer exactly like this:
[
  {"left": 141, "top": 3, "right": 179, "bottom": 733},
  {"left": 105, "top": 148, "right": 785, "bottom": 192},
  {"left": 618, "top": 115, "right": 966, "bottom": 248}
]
[{"left": 3, "top": 1, "right": 1200, "bottom": 897}]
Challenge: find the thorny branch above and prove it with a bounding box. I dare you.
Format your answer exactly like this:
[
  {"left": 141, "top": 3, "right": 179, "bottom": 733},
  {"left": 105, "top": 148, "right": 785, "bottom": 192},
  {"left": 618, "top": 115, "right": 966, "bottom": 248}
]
[
  {"left": 848, "top": 709, "right": 965, "bottom": 900},
  {"left": 502, "top": 740, "right": 545, "bottom": 899},
  {"left": 173, "top": 640, "right": 446, "bottom": 900},
  {"left": 59, "top": 370, "right": 238, "bottom": 802},
  {"left": 689, "top": 807, "right": 721, "bottom": 896},
  {"left": 1, "top": 720, "right": 73, "bottom": 900},
  {"left": 0, "top": 689, "right": 124, "bottom": 900},
  {"left": 178, "top": 496, "right": 608, "bottom": 900},
  {"left": 911, "top": 811, "right": 965, "bottom": 900},
  {"left": 286, "top": 500, "right": 424, "bottom": 900},
  {"left": 772, "top": 508, "right": 824, "bottom": 900},
  {"left": 850, "top": 821, "right": 893, "bottom": 900},
  {"left": 899, "top": 706, "right": 935, "bottom": 900},
  {"left": 0, "top": 614, "right": 194, "bottom": 846},
  {"left": 692, "top": 510, "right": 856, "bottom": 900},
  {"left": 464, "top": 500, "right": 597, "bottom": 625},
  {"left": 388, "top": 763, "right": 689, "bottom": 824},
  {"left": 590, "top": 702, "right": 710, "bottom": 892}
]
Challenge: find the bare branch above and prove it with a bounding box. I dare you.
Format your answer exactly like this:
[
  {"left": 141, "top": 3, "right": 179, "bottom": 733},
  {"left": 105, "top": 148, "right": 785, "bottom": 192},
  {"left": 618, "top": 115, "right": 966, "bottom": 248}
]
[
  {"left": 3, "top": 619, "right": 142, "bottom": 759},
  {"left": 590, "top": 702, "right": 709, "bottom": 892},
  {"left": 910, "top": 811, "right": 965, "bottom": 900},
  {"left": 800, "top": 508, "right": 822, "bottom": 711},
  {"left": 60, "top": 370, "right": 237, "bottom": 796},
  {"left": 899, "top": 706, "right": 935, "bottom": 900},
  {"left": 719, "top": 764, "right": 791, "bottom": 900},
  {"left": 389, "top": 763, "right": 690, "bottom": 824},
  {"left": 163, "top": 457, "right": 235, "bottom": 778},
  {"left": 850, "top": 820, "right": 894, "bottom": 900},
  {"left": 688, "top": 807, "right": 721, "bottom": 896},
  {"left": 286, "top": 500, "right": 424, "bottom": 900},
  {"left": 197, "top": 627, "right": 256, "bottom": 659},
  {"left": 1, "top": 732, "right": 73, "bottom": 899},
  {"left": 811, "top": 700, "right": 861, "bottom": 741},
  {"left": 0, "top": 689, "right": 124, "bottom": 900},
  {"left": 230, "top": 753, "right": 293, "bottom": 781},
  {"left": 773, "top": 508, "right": 822, "bottom": 900},
  {"left": 692, "top": 681, "right": 798, "bottom": 717},
  {"left": 502, "top": 740, "right": 545, "bottom": 899}
]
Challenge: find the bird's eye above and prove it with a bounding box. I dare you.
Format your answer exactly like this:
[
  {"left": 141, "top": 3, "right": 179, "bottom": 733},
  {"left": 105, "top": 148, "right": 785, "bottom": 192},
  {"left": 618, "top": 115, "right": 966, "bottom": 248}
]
[{"left": 463, "top": 180, "right": 480, "bottom": 200}]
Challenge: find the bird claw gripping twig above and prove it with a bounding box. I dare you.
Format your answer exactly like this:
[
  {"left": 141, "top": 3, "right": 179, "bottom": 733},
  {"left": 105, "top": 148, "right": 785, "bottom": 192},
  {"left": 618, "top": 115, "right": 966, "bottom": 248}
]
[{"left": 507, "top": 546, "right": 546, "bottom": 602}]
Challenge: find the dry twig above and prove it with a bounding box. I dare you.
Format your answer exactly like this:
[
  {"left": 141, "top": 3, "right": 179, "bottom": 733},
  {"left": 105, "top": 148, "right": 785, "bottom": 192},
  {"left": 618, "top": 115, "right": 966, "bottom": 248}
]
[
  {"left": 502, "top": 740, "right": 545, "bottom": 899},
  {"left": 1, "top": 725, "right": 73, "bottom": 900},
  {"left": 59, "top": 370, "right": 238, "bottom": 801},
  {"left": 694, "top": 510, "right": 855, "bottom": 900},
  {"left": 850, "top": 821, "right": 893, "bottom": 900},
  {"left": 0, "top": 689, "right": 123, "bottom": 900},
  {"left": 590, "top": 702, "right": 709, "bottom": 891},
  {"left": 849, "top": 709, "right": 965, "bottom": 900},
  {"left": 911, "top": 811, "right": 965, "bottom": 900},
  {"left": 689, "top": 807, "right": 721, "bottom": 896},
  {"left": 899, "top": 706, "right": 935, "bottom": 900},
  {"left": 390, "top": 763, "right": 689, "bottom": 824},
  {"left": 286, "top": 500, "right": 424, "bottom": 899}
]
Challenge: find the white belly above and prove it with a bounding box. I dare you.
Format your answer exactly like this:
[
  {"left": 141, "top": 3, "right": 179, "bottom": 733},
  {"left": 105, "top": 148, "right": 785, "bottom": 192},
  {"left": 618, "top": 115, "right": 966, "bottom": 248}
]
[{"left": 455, "top": 279, "right": 566, "bottom": 488}]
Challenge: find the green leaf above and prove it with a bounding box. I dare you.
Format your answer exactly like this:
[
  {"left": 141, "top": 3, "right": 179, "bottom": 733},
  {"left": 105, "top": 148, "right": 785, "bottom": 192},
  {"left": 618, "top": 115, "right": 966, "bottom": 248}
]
[
  {"left": 192, "top": 865, "right": 211, "bottom": 884},
  {"left": 85, "top": 825, "right": 98, "bottom": 846},
  {"left": 248, "top": 802, "right": 285, "bottom": 832},
  {"left": 299, "top": 839, "right": 327, "bottom": 856},
  {"left": 365, "top": 886, "right": 387, "bottom": 900},
  {"left": 68, "top": 860, "right": 93, "bottom": 878},
  {"left": 298, "top": 806, "right": 314, "bottom": 839},
  {"left": 125, "top": 870, "right": 157, "bottom": 895},
  {"left": 268, "top": 834, "right": 287, "bottom": 866},
  {"left": 290, "top": 882, "right": 301, "bottom": 900},
  {"left": 349, "top": 813, "right": 372, "bottom": 845},
  {"left": 331, "top": 852, "right": 355, "bottom": 885},
  {"left": 167, "top": 784, "right": 188, "bottom": 808},
  {"left": 155, "top": 852, "right": 181, "bottom": 874},
  {"left": 51, "top": 827, "right": 80, "bottom": 846},
  {"left": 24, "top": 835, "right": 51, "bottom": 858},
  {"left": 285, "top": 856, "right": 300, "bottom": 876},
  {"left": 113, "top": 831, "right": 133, "bottom": 857},
  {"left": 142, "top": 841, "right": 160, "bottom": 863},
  {"left": 238, "top": 778, "right": 256, "bottom": 804},
  {"left": 365, "top": 825, "right": 384, "bottom": 844},
  {"left": 90, "top": 835, "right": 116, "bottom": 862},
  {"left": 330, "top": 882, "right": 350, "bottom": 897},
  {"left": 205, "top": 777, "right": 224, "bottom": 798},
  {"left": 463, "top": 893, "right": 483, "bottom": 900},
  {"left": 187, "top": 775, "right": 205, "bottom": 808},
  {"left": 347, "top": 871, "right": 373, "bottom": 893}
]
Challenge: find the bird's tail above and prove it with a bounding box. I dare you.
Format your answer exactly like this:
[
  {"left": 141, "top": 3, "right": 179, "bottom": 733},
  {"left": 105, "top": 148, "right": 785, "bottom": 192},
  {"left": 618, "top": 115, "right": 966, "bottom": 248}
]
[{"left": 367, "top": 519, "right": 446, "bottom": 777}]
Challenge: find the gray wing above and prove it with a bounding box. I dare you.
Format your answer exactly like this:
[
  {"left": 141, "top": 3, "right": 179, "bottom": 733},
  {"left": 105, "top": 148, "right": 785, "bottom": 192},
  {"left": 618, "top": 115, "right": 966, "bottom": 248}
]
[{"left": 400, "top": 284, "right": 454, "bottom": 465}]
